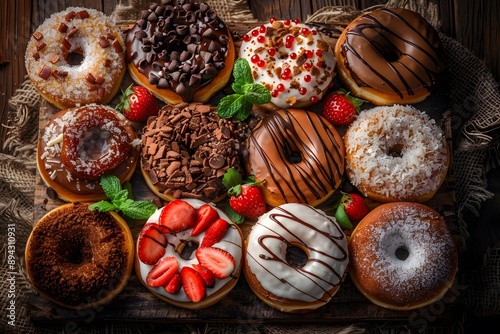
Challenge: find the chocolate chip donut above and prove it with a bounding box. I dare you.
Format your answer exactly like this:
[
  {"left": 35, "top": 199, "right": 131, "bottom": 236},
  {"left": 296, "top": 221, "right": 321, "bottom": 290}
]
[{"left": 125, "top": 0, "right": 235, "bottom": 104}]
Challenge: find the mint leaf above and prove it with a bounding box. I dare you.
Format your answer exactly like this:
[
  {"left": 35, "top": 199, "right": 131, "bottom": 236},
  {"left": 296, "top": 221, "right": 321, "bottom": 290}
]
[
  {"left": 121, "top": 201, "right": 157, "bottom": 220},
  {"left": 233, "top": 58, "right": 253, "bottom": 84},
  {"left": 244, "top": 84, "right": 271, "bottom": 105},
  {"left": 89, "top": 200, "right": 117, "bottom": 212},
  {"left": 218, "top": 94, "right": 252, "bottom": 121},
  {"left": 217, "top": 94, "right": 242, "bottom": 118},
  {"left": 100, "top": 174, "right": 122, "bottom": 200}
]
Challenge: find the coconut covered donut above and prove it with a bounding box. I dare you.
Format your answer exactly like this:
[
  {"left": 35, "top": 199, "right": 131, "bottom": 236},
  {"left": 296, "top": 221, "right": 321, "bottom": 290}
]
[
  {"left": 136, "top": 199, "right": 243, "bottom": 309},
  {"left": 246, "top": 108, "right": 344, "bottom": 207},
  {"left": 335, "top": 8, "right": 446, "bottom": 105},
  {"left": 25, "top": 7, "right": 126, "bottom": 109},
  {"left": 25, "top": 202, "right": 134, "bottom": 309},
  {"left": 125, "top": 0, "right": 235, "bottom": 104},
  {"left": 244, "top": 203, "right": 349, "bottom": 313},
  {"left": 344, "top": 105, "right": 449, "bottom": 203},
  {"left": 239, "top": 18, "right": 336, "bottom": 111},
  {"left": 37, "top": 105, "right": 140, "bottom": 202},
  {"left": 349, "top": 202, "right": 458, "bottom": 310}
]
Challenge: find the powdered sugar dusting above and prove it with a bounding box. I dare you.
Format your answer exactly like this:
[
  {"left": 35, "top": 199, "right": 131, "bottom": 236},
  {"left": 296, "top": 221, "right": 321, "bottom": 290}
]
[
  {"left": 345, "top": 105, "right": 448, "bottom": 200},
  {"left": 350, "top": 203, "right": 457, "bottom": 307}
]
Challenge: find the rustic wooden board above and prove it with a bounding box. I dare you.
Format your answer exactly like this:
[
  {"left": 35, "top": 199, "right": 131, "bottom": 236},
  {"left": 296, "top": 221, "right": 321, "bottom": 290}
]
[{"left": 30, "top": 21, "right": 464, "bottom": 326}]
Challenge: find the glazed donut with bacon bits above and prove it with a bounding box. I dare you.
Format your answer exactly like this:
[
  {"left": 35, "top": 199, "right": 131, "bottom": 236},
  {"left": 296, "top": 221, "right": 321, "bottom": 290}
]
[
  {"left": 37, "top": 105, "right": 140, "bottom": 202},
  {"left": 125, "top": 0, "right": 235, "bottom": 104},
  {"left": 135, "top": 199, "right": 243, "bottom": 309}
]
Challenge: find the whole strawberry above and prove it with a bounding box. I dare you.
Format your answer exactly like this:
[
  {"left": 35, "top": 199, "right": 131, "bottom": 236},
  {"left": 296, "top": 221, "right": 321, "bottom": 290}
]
[
  {"left": 322, "top": 89, "right": 364, "bottom": 126},
  {"left": 222, "top": 168, "right": 266, "bottom": 221},
  {"left": 334, "top": 193, "right": 369, "bottom": 229},
  {"left": 116, "top": 84, "right": 159, "bottom": 122}
]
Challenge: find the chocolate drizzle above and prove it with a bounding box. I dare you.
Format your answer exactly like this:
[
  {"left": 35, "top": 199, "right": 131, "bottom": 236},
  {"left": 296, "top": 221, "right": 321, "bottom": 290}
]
[
  {"left": 246, "top": 204, "right": 349, "bottom": 302},
  {"left": 340, "top": 8, "right": 445, "bottom": 98},
  {"left": 247, "top": 109, "right": 344, "bottom": 205},
  {"left": 125, "top": 0, "right": 230, "bottom": 101}
]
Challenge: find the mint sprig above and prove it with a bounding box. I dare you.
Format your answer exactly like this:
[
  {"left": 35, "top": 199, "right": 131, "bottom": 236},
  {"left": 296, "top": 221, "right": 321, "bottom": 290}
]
[
  {"left": 217, "top": 58, "right": 271, "bottom": 121},
  {"left": 89, "top": 175, "right": 157, "bottom": 223}
]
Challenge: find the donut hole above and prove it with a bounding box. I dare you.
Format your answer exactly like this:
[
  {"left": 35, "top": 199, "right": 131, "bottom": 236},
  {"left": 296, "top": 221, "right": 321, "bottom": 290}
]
[
  {"left": 387, "top": 144, "right": 404, "bottom": 158},
  {"left": 77, "top": 127, "right": 112, "bottom": 161},
  {"left": 59, "top": 237, "right": 91, "bottom": 265},
  {"left": 380, "top": 47, "right": 400, "bottom": 63},
  {"left": 395, "top": 246, "right": 410, "bottom": 261},
  {"left": 285, "top": 243, "right": 309, "bottom": 268},
  {"left": 66, "top": 49, "right": 84, "bottom": 66},
  {"left": 177, "top": 239, "right": 199, "bottom": 261},
  {"left": 283, "top": 144, "right": 302, "bottom": 164}
]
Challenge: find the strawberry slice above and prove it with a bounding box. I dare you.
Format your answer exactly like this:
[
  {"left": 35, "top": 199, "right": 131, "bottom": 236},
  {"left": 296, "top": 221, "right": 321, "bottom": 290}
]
[
  {"left": 137, "top": 223, "right": 170, "bottom": 265},
  {"left": 200, "top": 218, "right": 229, "bottom": 247},
  {"left": 181, "top": 266, "right": 206, "bottom": 302},
  {"left": 159, "top": 199, "right": 196, "bottom": 232},
  {"left": 164, "top": 272, "right": 182, "bottom": 294},
  {"left": 191, "top": 203, "right": 220, "bottom": 236},
  {"left": 146, "top": 256, "right": 179, "bottom": 287},
  {"left": 196, "top": 247, "right": 235, "bottom": 279},
  {"left": 192, "top": 264, "right": 215, "bottom": 288}
]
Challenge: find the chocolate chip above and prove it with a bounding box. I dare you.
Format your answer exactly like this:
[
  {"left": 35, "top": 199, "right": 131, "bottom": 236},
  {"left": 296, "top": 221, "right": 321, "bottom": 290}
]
[
  {"left": 155, "top": 5, "right": 165, "bottom": 16},
  {"left": 219, "top": 35, "right": 229, "bottom": 44},
  {"left": 152, "top": 61, "right": 163, "bottom": 71},
  {"left": 164, "top": 5, "right": 174, "bottom": 18},
  {"left": 203, "top": 63, "right": 217, "bottom": 76},
  {"left": 95, "top": 76, "right": 105, "bottom": 84},
  {"left": 209, "top": 154, "right": 225, "bottom": 169},
  {"left": 182, "top": 35, "right": 192, "bottom": 45},
  {"left": 39, "top": 65, "right": 51, "bottom": 80},
  {"left": 137, "top": 19, "right": 147, "bottom": 29},
  {"left": 187, "top": 43, "right": 199, "bottom": 54},
  {"left": 170, "top": 71, "right": 181, "bottom": 82},
  {"left": 32, "top": 31, "right": 43, "bottom": 41},
  {"left": 85, "top": 73, "right": 96, "bottom": 83},
  {"left": 149, "top": 73, "right": 159, "bottom": 85},
  {"left": 77, "top": 10, "right": 89, "bottom": 19},
  {"left": 99, "top": 36, "right": 110, "bottom": 48},
  {"left": 140, "top": 9, "right": 149, "bottom": 19},
  {"left": 177, "top": 9, "right": 187, "bottom": 19},
  {"left": 138, "top": 58, "right": 148, "bottom": 68},
  {"left": 157, "top": 77, "right": 170, "bottom": 88},
  {"left": 200, "top": 2, "right": 209, "bottom": 13},
  {"left": 182, "top": 2, "right": 194, "bottom": 11},
  {"left": 58, "top": 23, "right": 68, "bottom": 33},
  {"left": 158, "top": 50, "right": 168, "bottom": 60},
  {"left": 60, "top": 39, "right": 71, "bottom": 53},
  {"left": 98, "top": 87, "right": 105, "bottom": 98},
  {"left": 180, "top": 50, "right": 192, "bottom": 62},
  {"left": 207, "top": 40, "right": 221, "bottom": 53},
  {"left": 189, "top": 24, "right": 198, "bottom": 35},
  {"left": 186, "top": 11, "right": 197, "bottom": 23},
  {"left": 176, "top": 25, "right": 188, "bottom": 36},
  {"left": 214, "top": 61, "right": 225, "bottom": 69},
  {"left": 147, "top": 51, "right": 156, "bottom": 63},
  {"left": 33, "top": 52, "right": 40, "bottom": 60},
  {"left": 147, "top": 12, "right": 158, "bottom": 22},
  {"left": 67, "top": 27, "right": 79, "bottom": 38},
  {"left": 65, "top": 10, "right": 76, "bottom": 22},
  {"left": 36, "top": 41, "right": 46, "bottom": 51},
  {"left": 202, "top": 28, "right": 216, "bottom": 39},
  {"left": 149, "top": 2, "right": 158, "bottom": 11},
  {"left": 141, "top": 44, "right": 152, "bottom": 52},
  {"left": 112, "top": 39, "right": 123, "bottom": 53},
  {"left": 212, "top": 50, "right": 223, "bottom": 62},
  {"left": 206, "top": 9, "right": 217, "bottom": 20},
  {"left": 175, "top": 82, "right": 187, "bottom": 96}
]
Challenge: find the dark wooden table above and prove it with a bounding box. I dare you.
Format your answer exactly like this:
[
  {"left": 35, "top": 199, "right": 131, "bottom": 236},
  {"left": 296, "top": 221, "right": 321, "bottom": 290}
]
[{"left": 1, "top": 0, "right": 500, "bottom": 332}]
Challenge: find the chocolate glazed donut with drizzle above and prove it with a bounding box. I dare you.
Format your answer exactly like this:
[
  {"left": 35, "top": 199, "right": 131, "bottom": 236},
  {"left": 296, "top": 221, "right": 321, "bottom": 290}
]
[
  {"left": 244, "top": 203, "right": 349, "bottom": 313},
  {"left": 334, "top": 8, "right": 446, "bottom": 105},
  {"left": 245, "top": 108, "right": 344, "bottom": 207}
]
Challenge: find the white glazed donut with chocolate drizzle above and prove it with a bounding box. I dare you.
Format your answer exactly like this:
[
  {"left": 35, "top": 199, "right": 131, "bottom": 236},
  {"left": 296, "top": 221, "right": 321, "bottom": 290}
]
[
  {"left": 240, "top": 18, "right": 336, "bottom": 110},
  {"left": 25, "top": 7, "right": 126, "bottom": 109},
  {"left": 244, "top": 203, "right": 349, "bottom": 313}
]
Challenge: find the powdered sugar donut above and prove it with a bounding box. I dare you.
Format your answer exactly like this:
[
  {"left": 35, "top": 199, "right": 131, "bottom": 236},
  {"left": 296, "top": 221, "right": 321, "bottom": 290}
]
[
  {"left": 25, "top": 7, "right": 125, "bottom": 109},
  {"left": 349, "top": 202, "right": 458, "bottom": 310},
  {"left": 344, "top": 105, "right": 449, "bottom": 203},
  {"left": 240, "top": 18, "right": 336, "bottom": 110}
]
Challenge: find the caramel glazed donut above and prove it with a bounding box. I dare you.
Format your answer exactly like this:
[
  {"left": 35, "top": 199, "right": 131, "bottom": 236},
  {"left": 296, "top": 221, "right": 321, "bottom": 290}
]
[
  {"left": 25, "top": 202, "right": 135, "bottom": 309},
  {"left": 349, "top": 202, "right": 458, "bottom": 310},
  {"left": 240, "top": 18, "right": 336, "bottom": 111},
  {"left": 125, "top": 0, "right": 235, "bottom": 104},
  {"left": 245, "top": 203, "right": 349, "bottom": 313},
  {"left": 344, "top": 105, "right": 449, "bottom": 203},
  {"left": 25, "top": 7, "right": 126, "bottom": 109},
  {"left": 246, "top": 108, "right": 344, "bottom": 208},
  {"left": 335, "top": 8, "right": 446, "bottom": 105},
  {"left": 37, "top": 105, "right": 140, "bottom": 202}
]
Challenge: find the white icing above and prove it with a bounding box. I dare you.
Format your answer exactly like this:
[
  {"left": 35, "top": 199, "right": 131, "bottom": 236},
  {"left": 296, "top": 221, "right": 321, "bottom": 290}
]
[
  {"left": 246, "top": 203, "right": 348, "bottom": 302},
  {"left": 344, "top": 105, "right": 448, "bottom": 200},
  {"left": 138, "top": 199, "right": 243, "bottom": 303},
  {"left": 239, "top": 20, "right": 336, "bottom": 108}
]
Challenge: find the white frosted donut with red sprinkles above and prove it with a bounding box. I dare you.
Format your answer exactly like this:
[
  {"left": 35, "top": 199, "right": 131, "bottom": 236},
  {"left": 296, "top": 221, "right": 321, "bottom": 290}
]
[
  {"left": 239, "top": 18, "right": 336, "bottom": 110},
  {"left": 25, "top": 7, "right": 125, "bottom": 109}
]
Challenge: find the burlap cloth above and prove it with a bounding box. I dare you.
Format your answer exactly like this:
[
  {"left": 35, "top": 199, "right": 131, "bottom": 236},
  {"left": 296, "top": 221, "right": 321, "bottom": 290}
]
[{"left": 2, "top": 0, "right": 499, "bottom": 333}]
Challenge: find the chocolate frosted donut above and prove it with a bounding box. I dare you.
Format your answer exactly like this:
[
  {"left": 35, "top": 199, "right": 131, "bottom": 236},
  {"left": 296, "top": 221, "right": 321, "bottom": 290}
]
[
  {"left": 126, "top": 0, "right": 235, "bottom": 104},
  {"left": 335, "top": 8, "right": 446, "bottom": 105},
  {"left": 246, "top": 109, "right": 344, "bottom": 207}
]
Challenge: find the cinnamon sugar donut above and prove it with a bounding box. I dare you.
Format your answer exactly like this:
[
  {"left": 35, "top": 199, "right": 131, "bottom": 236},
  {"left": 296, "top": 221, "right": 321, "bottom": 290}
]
[
  {"left": 37, "top": 105, "right": 140, "bottom": 202},
  {"left": 25, "top": 202, "right": 134, "bottom": 309},
  {"left": 344, "top": 105, "right": 449, "bottom": 203},
  {"left": 335, "top": 8, "right": 446, "bottom": 105},
  {"left": 246, "top": 108, "right": 344, "bottom": 207},
  {"left": 349, "top": 202, "right": 458, "bottom": 310},
  {"left": 240, "top": 18, "right": 336, "bottom": 111},
  {"left": 25, "top": 7, "right": 125, "bottom": 109},
  {"left": 244, "top": 203, "right": 349, "bottom": 313},
  {"left": 125, "top": 0, "right": 235, "bottom": 104}
]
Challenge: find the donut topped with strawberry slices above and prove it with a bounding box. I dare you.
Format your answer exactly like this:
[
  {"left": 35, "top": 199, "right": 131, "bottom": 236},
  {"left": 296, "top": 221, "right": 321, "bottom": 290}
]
[{"left": 135, "top": 198, "right": 243, "bottom": 309}]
